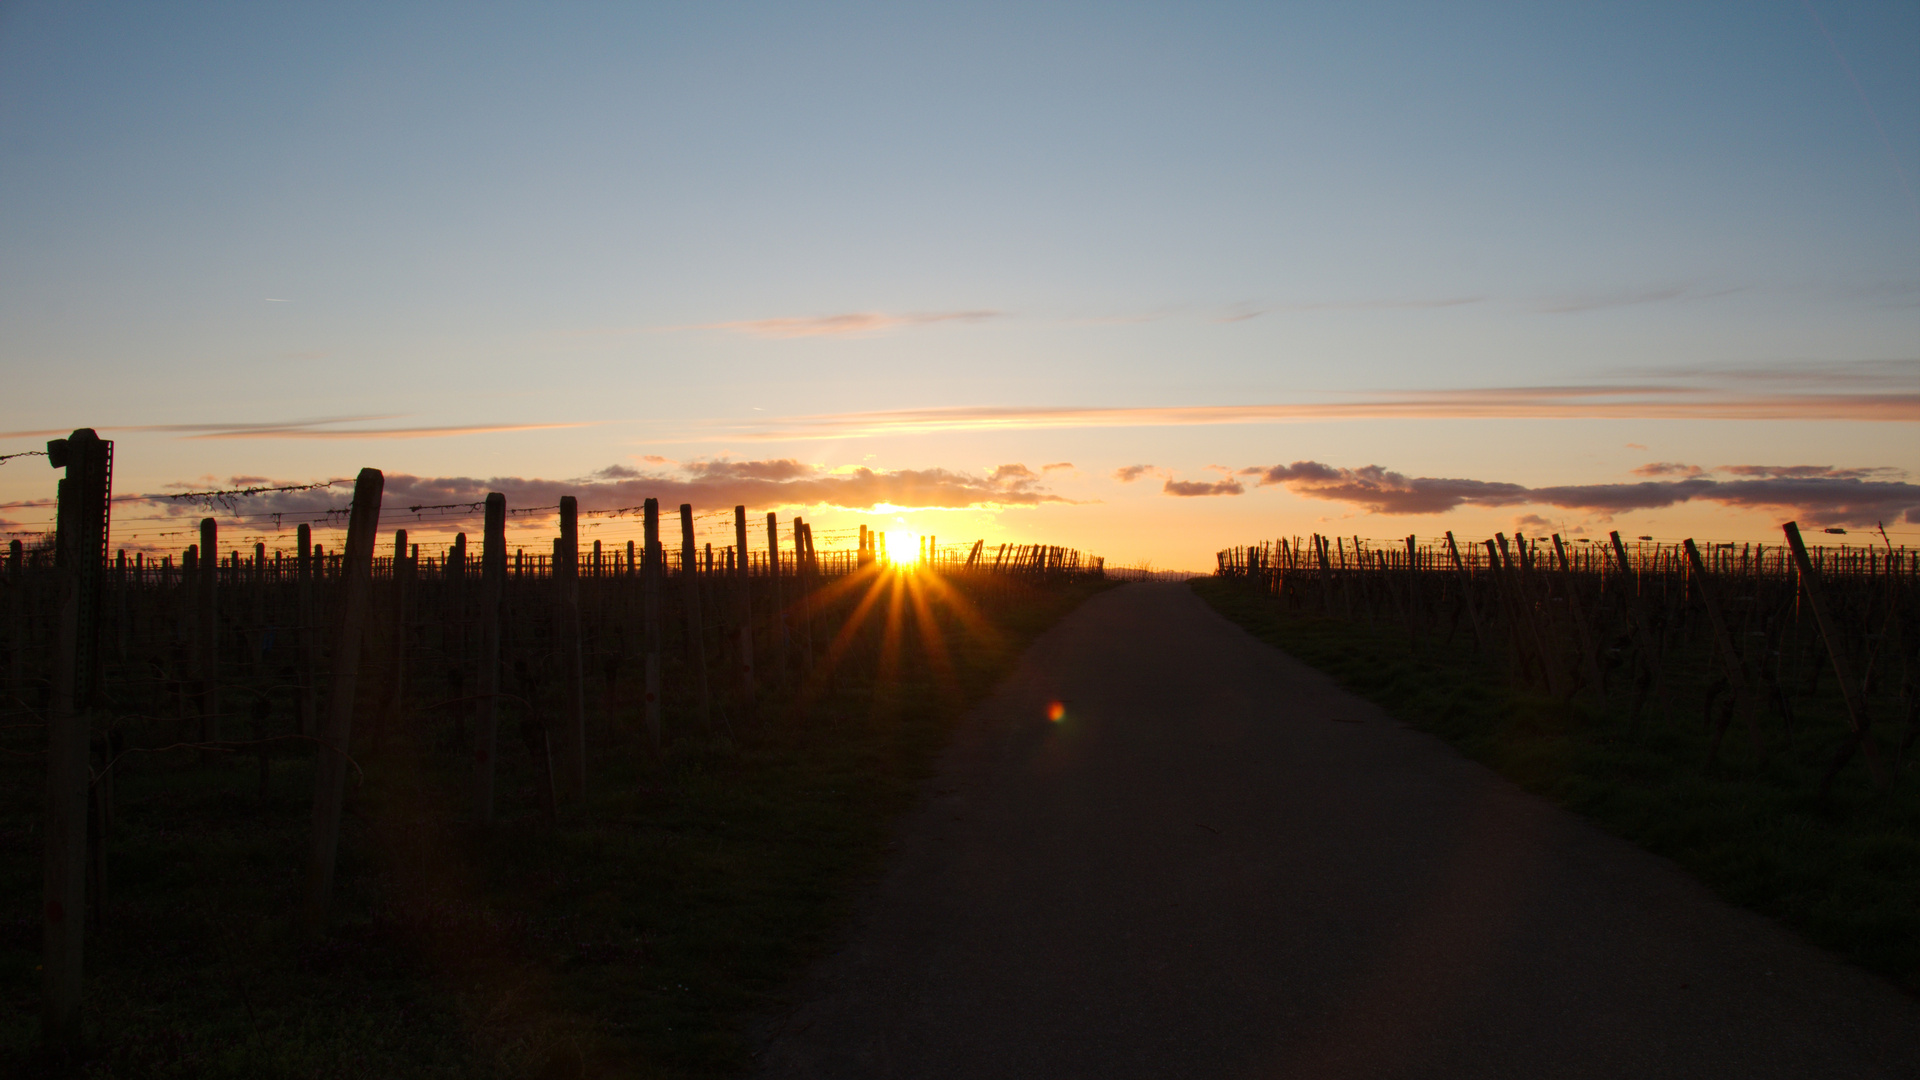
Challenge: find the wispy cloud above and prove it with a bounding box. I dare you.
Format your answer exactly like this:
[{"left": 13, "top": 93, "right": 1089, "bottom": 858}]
[
  {"left": 683, "top": 310, "right": 1001, "bottom": 338},
  {"left": 1163, "top": 476, "right": 1244, "bottom": 497},
  {"left": 1113, "top": 464, "right": 1163, "bottom": 483},
  {"left": 1528, "top": 284, "right": 1743, "bottom": 314},
  {"left": 157, "top": 458, "right": 1072, "bottom": 518},
  {"left": 1220, "top": 296, "right": 1486, "bottom": 322},
  {"left": 2, "top": 417, "right": 589, "bottom": 441},
  {"left": 745, "top": 386, "right": 1920, "bottom": 440},
  {"left": 1245, "top": 460, "right": 1920, "bottom": 526}
]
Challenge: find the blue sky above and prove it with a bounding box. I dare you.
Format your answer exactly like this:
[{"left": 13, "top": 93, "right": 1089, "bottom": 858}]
[{"left": 2, "top": 2, "right": 1916, "bottom": 566}]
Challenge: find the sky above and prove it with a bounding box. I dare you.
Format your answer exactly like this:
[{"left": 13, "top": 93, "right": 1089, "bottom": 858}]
[{"left": 2, "top": 2, "right": 1917, "bottom": 569}]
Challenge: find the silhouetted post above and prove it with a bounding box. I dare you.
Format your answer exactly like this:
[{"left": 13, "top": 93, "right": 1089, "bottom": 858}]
[
  {"left": 296, "top": 524, "right": 316, "bottom": 736},
  {"left": 733, "top": 506, "right": 755, "bottom": 703},
  {"left": 1443, "top": 531, "right": 1486, "bottom": 653},
  {"left": 643, "top": 500, "right": 662, "bottom": 749},
  {"left": 766, "top": 511, "right": 787, "bottom": 689},
  {"left": 7, "top": 540, "right": 22, "bottom": 709},
  {"left": 1551, "top": 534, "right": 1606, "bottom": 699},
  {"left": 305, "top": 468, "right": 383, "bottom": 935},
  {"left": 385, "top": 529, "right": 410, "bottom": 747},
  {"left": 556, "top": 498, "right": 586, "bottom": 800},
  {"left": 795, "top": 518, "right": 816, "bottom": 672},
  {"left": 41, "top": 428, "right": 110, "bottom": 1063},
  {"left": 197, "top": 517, "right": 219, "bottom": 741},
  {"left": 250, "top": 541, "right": 266, "bottom": 669},
  {"left": 679, "top": 505, "right": 711, "bottom": 727},
  {"left": 1683, "top": 538, "right": 1764, "bottom": 765},
  {"left": 1783, "top": 522, "right": 1888, "bottom": 791},
  {"left": 474, "top": 494, "right": 506, "bottom": 823}
]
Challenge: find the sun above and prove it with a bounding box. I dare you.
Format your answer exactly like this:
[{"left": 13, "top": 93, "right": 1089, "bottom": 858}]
[{"left": 886, "top": 530, "right": 921, "bottom": 566}]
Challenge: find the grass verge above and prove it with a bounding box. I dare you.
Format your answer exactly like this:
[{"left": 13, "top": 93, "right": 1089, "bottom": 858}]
[{"left": 1192, "top": 576, "right": 1920, "bottom": 994}]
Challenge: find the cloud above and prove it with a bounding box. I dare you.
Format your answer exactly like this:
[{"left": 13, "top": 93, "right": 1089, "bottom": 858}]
[
  {"left": 1245, "top": 459, "right": 1920, "bottom": 526},
  {"left": 1632, "top": 462, "right": 1704, "bottom": 477},
  {"left": 686, "top": 310, "right": 1000, "bottom": 338},
  {"left": 745, "top": 386, "right": 1920, "bottom": 441},
  {"left": 155, "top": 458, "right": 1070, "bottom": 520},
  {"left": 1113, "top": 464, "right": 1161, "bottom": 483},
  {"left": 1252, "top": 462, "right": 1532, "bottom": 514},
  {"left": 2, "top": 416, "right": 588, "bottom": 441},
  {"left": 1715, "top": 464, "right": 1898, "bottom": 480},
  {"left": 1041, "top": 461, "right": 1074, "bottom": 472},
  {"left": 1163, "top": 477, "right": 1244, "bottom": 497},
  {"left": 1219, "top": 296, "right": 1486, "bottom": 321},
  {"left": 683, "top": 458, "right": 815, "bottom": 482}
]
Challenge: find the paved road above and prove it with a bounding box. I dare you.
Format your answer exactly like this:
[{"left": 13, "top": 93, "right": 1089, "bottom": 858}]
[{"left": 756, "top": 582, "right": 1920, "bottom": 1079}]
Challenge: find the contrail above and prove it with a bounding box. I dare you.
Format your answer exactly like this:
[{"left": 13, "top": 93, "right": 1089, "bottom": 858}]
[{"left": 1800, "top": 0, "right": 1919, "bottom": 230}]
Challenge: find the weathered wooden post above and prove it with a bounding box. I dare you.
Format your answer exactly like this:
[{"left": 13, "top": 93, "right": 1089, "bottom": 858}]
[
  {"left": 304, "top": 468, "right": 384, "bottom": 935},
  {"left": 1783, "top": 522, "right": 1889, "bottom": 791},
  {"left": 766, "top": 511, "right": 788, "bottom": 690},
  {"left": 556, "top": 498, "right": 586, "bottom": 800},
  {"left": 733, "top": 506, "right": 755, "bottom": 703},
  {"left": 296, "top": 524, "right": 316, "bottom": 736},
  {"left": 474, "top": 493, "right": 506, "bottom": 823},
  {"left": 643, "top": 499, "right": 663, "bottom": 749},
  {"left": 41, "top": 428, "right": 111, "bottom": 1063},
  {"left": 198, "top": 517, "right": 220, "bottom": 741},
  {"left": 679, "top": 505, "right": 711, "bottom": 727}
]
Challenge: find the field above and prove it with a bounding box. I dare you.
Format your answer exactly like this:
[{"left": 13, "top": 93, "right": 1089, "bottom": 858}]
[{"left": 4, "top": 451, "right": 1111, "bottom": 1078}]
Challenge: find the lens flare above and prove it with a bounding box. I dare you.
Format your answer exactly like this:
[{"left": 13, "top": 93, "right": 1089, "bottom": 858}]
[{"left": 1047, "top": 700, "right": 1066, "bottom": 722}]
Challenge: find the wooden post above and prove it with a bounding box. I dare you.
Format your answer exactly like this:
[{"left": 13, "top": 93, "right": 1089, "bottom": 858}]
[
  {"left": 7, "top": 539, "right": 22, "bottom": 711},
  {"left": 474, "top": 494, "right": 506, "bottom": 823},
  {"left": 1681, "top": 539, "right": 1765, "bottom": 766},
  {"left": 767, "top": 511, "right": 788, "bottom": 690},
  {"left": 1552, "top": 534, "right": 1606, "bottom": 700},
  {"left": 198, "top": 517, "right": 219, "bottom": 741},
  {"left": 679, "top": 505, "right": 711, "bottom": 727},
  {"left": 305, "top": 468, "right": 383, "bottom": 934},
  {"left": 296, "top": 524, "right": 316, "bottom": 736},
  {"left": 384, "top": 529, "right": 410, "bottom": 748},
  {"left": 796, "top": 519, "right": 816, "bottom": 672},
  {"left": 1443, "top": 531, "right": 1487, "bottom": 653},
  {"left": 556, "top": 498, "right": 587, "bottom": 801},
  {"left": 1783, "top": 522, "right": 1888, "bottom": 790},
  {"left": 1609, "top": 530, "right": 1671, "bottom": 727},
  {"left": 643, "top": 499, "right": 662, "bottom": 749},
  {"left": 733, "top": 506, "right": 754, "bottom": 702},
  {"left": 41, "top": 428, "right": 110, "bottom": 1062}
]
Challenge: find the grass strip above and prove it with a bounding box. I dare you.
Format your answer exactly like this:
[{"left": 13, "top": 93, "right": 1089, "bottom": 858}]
[{"left": 1192, "top": 577, "right": 1920, "bottom": 995}]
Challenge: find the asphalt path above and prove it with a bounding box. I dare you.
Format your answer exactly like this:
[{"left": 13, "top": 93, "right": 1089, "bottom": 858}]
[{"left": 755, "top": 582, "right": 1920, "bottom": 1079}]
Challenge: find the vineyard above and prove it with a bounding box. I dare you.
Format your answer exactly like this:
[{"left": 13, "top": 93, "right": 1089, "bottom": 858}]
[
  {"left": 1213, "top": 527, "right": 1917, "bottom": 792},
  {"left": 1206, "top": 524, "right": 1920, "bottom": 993},
  {"left": 2, "top": 430, "right": 1109, "bottom": 1074}
]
